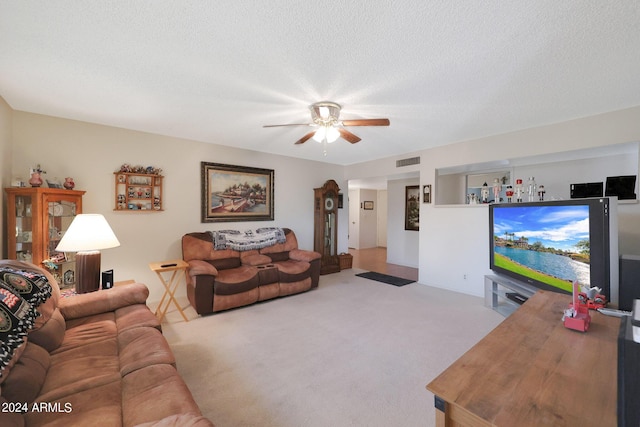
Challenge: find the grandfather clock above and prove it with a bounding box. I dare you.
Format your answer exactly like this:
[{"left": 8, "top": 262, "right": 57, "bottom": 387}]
[{"left": 314, "top": 180, "right": 341, "bottom": 275}]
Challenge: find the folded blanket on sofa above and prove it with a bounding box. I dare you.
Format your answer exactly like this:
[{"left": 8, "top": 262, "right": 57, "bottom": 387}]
[{"left": 211, "top": 227, "right": 286, "bottom": 251}]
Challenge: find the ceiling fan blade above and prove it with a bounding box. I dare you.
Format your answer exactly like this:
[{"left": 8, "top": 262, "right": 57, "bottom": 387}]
[
  {"left": 338, "top": 128, "right": 362, "bottom": 144},
  {"left": 263, "top": 123, "right": 313, "bottom": 128},
  {"left": 295, "top": 131, "right": 317, "bottom": 145},
  {"left": 341, "top": 118, "right": 390, "bottom": 127}
]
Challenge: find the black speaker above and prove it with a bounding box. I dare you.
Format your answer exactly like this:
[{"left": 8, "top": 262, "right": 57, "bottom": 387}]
[
  {"left": 101, "top": 269, "right": 114, "bottom": 289},
  {"left": 619, "top": 255, "right": 640, "bottom": 311},
  {"left": 606, "top": 175, "right": 637, "bottom": 200},
  {"left": 570, "top": 182, "right": 603, "bottom": 198}
]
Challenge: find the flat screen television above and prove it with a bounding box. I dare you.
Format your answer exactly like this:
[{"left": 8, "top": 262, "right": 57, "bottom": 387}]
[{"left": 489, "top": 197, "right": 619, "bottom": 306}]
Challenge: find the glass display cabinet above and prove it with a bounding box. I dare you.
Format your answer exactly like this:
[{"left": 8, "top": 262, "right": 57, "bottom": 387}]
[
  {"left": 314, "top": 179, "right": 341, "bottom": 275},
  {"left": 5, "top": 187, "right": 85, "bottom": 288}
]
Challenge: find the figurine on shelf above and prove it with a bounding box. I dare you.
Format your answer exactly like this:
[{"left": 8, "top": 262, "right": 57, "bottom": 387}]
[
  {"left": 515, "top": 179, "right": 524, "bottom": 203},
  {"left": 29, "top": 164, "right": 46, "bottom": 187},
  {"left": 505, "top": 185, "right": 514, "bottom": 203},
  {"left": 527, "top": 177, "right": 537, "bottom": 202},
  {"left": 537, "top": 184, "right": 545, "bottom": 201},
  {"left": 63, "top": 177, "right": 75, "bottom": 190},
  {"left": 492, "top": 178, "right": 502, "bottom": 202},
  {"left": 481, "top": 182, "right": 489, "bottom": 203},
  {"left": 29, "top": 172, "right": 43, "bottom": 187}
]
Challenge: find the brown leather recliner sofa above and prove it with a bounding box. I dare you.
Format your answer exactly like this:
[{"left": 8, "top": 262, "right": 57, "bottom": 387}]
[
  {"left": 0, "top": 260, "right": 213, "bottom": 427},
  {"left": 182, "top": 228, "right": 321, "bottom": 315}
]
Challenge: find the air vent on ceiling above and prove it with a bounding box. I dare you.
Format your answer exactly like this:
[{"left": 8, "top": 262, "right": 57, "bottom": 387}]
[{"left": 396, "top": 156, "right": 420, "bottom": 167}]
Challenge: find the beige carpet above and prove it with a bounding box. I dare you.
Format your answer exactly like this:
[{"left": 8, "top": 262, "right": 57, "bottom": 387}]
[{"left": 160, "top": 269, "right": 504, "bottom": 427}]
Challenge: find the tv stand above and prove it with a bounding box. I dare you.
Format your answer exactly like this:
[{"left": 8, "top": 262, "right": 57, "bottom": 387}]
[{"left": 484, "top": 274, "right": 536, "bottom": 316}]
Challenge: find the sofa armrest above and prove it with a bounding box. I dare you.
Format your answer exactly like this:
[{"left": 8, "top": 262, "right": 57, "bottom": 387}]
[
  {"left": 59, "top": 282, "right": 150, "bottom": 321},
  {"left": 289, "top": 248, "right": 321, "bottom": 262},
  {"left": 187, "top": 260, "right": 218, "bottom": 277}
]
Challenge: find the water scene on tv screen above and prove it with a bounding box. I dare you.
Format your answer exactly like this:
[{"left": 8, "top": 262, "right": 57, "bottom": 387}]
[{"left": 493, "top": 205, "right": 590, "bottom": 292}]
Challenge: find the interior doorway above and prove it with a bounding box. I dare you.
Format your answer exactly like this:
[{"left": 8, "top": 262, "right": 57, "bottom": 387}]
[{"left": 348, "top": 172, "right": 420, "bottom": 271}]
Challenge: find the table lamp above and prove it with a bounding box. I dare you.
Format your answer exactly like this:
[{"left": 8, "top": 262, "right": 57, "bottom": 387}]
[{"left": 55, "top": 214, "right": 120, "bottom": 293}]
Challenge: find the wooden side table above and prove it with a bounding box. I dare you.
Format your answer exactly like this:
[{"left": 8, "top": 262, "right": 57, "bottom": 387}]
[{"left": 148, "top": 259, "right": 189, "bottom": 322}]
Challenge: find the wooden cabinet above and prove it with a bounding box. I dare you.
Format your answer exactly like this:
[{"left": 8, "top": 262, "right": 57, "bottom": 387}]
[
  {"left": 5, "top": 187, "right": 85, "bottom": 288},
  {"left": 114, "top": 172, "right": 163, "bottom": 211},
  {"left": 314, "top": 180, "right": 341, "bottom": 275}
]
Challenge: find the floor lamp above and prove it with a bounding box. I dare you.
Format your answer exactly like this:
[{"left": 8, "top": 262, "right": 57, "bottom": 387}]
[{"left": 55, "top": 214, "right": 120, "bottom": 293}]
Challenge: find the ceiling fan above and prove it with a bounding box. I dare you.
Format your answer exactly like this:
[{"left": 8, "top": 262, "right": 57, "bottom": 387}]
[{"left": 263, "top": 101, "right": 390, "bottom": 146}]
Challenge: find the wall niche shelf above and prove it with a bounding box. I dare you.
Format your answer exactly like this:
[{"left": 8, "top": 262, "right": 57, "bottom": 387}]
[{"left": 435, "top": 142, "right": 639, "bottom": 206}]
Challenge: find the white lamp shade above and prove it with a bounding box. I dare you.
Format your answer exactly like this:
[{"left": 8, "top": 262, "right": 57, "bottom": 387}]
[
  {"left": 325, "top": 126, "right": 340, "bottom": 143},
  {"left": 55, "top": 214, "right": 120, "bottom": 252},
  {"left": 312, "top": 126, "right": 326, "bottom": 142},
  {"left": 312, "top": 125, "right": 341, "bottom": 143}
]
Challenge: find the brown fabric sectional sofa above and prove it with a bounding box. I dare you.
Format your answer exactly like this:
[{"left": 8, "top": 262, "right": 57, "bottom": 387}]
[
  {"left": 182, "top": 228, "right": 321, "bottom": 315},
  {"left": 0, "top": 260, "right": 213, "bottom": 427}
]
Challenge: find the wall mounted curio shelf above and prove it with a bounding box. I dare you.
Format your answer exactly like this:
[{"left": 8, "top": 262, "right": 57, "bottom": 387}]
[{"left": 114, "top": 165, "right": 163, "bottom": 211}]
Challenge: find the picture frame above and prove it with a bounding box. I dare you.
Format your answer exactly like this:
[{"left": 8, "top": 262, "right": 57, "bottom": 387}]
[
  {"left": 201, "top": 162, "right": 274, "bottom": 223},
  {"left": 46, "top": 179, "right": 63, "bottom": 189},
  {"left": 363, "top": 200, "right": 374, "bottom": 210},
  {"left": 405, "top": 185, "right": 420, "bottom": 231},
  {"left": 423, "top": 184, "right": 432, "bottom": 204}
]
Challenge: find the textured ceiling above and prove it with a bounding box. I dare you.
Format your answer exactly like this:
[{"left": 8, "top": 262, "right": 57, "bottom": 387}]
[{"left": 1, "top": 1, "right": 639, "bottom": 165}]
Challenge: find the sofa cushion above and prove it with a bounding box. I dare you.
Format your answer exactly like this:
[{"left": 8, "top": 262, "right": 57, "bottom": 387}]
[
  {"left": 214, "top": 266, "right": 259, "bottom": 295},
  {"left": 208, "top": 257, "right": 241, "bottom": 271},
  {"left": 0, "top": 396, "right": 25, "bottom": 427},
  {"left": 115, "top": 303, "right": 162, "bottom": 333},
  {"left": 240, "top": 251, "right": 272, "bottom": 266},
  {"left": 55, "top": 312, "right": 117, "bottom": 354},
  {"left": 0, "top": 341, "right": 50, "bottom": 404},
  {"left": 263, "top": 251, "right": 290, "bottom": 262},
  {"left": 39, "top": 337, "right": 120, "bottom": 402},
  {"left": 118, "top": 327, "right": 176, "bottom": 376},
  {"left": 27, "top": 308, "right": 66, "bottom": 352},
  {"left": 122, "top": 364, "right": 205, "bottom": 427},
  {"left": 25, "top": 378, "right": 122, "bottom": 427},
  {"left": 274, "top": 259, "right": 311, "bottom": 283}
]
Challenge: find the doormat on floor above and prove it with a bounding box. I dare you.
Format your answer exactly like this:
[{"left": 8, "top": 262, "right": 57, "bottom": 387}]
[{"left": 355, "top": 271, "right": 415, "bottom": 287}]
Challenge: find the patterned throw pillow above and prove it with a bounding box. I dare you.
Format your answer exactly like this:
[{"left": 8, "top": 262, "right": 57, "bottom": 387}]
[
  {"left": 0, "top": 268, "right": 53, "bottom": 378},
  {"left": 0, "top": 282, "right": 36, "bottom": 376},
  {"left": 0, "top": 268, "right": 52, "bottom": 306}
]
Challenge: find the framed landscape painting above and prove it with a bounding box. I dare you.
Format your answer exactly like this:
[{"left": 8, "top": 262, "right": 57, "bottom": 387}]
[{"left": 201, "top": 162, "right": 274, "bottom": 223}]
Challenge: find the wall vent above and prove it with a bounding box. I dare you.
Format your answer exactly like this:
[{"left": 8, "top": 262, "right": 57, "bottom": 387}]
[{"left": 396, "top": 156, "right": 420, "bottom": 167}]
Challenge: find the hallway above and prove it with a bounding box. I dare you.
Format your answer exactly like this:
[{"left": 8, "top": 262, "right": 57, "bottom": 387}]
[{"left": 348, "top": 247, "right": 418, "bottom": 281}]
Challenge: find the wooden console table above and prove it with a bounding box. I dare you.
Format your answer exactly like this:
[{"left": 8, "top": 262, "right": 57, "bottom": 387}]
[{"left": 427, "top": 290, "right": 619, "bottom": 426}]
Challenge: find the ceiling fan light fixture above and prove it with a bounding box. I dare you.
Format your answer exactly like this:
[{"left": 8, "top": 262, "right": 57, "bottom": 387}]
[
  {"left": 326, "top": 126, "right": 340, "bottom": 143},
  {"left": 310, "top": 101, "right": 341, "bottom": 126},
  {"left": 313, "top": 125, "right": 340, "bottom": 143},
  {"left": 312, "top": 126, "right": 326, "bottom": 142}
]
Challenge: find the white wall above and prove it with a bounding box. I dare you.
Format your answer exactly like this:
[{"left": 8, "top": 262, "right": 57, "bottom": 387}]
[
  {"left": 377, "top": 190, "right": 387, "bottom": 247},
  {"left": 10, "top": 111, "right": 348, "bottom": 304},
  {"left": 386, "top": 177, "right": 419, "bottom": 268},
  {"left": 0, "top": 96, "right": 13, "bottom": 258},
  {"left": 358, "top": 189, "right": 378, "bottom": 249}
]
